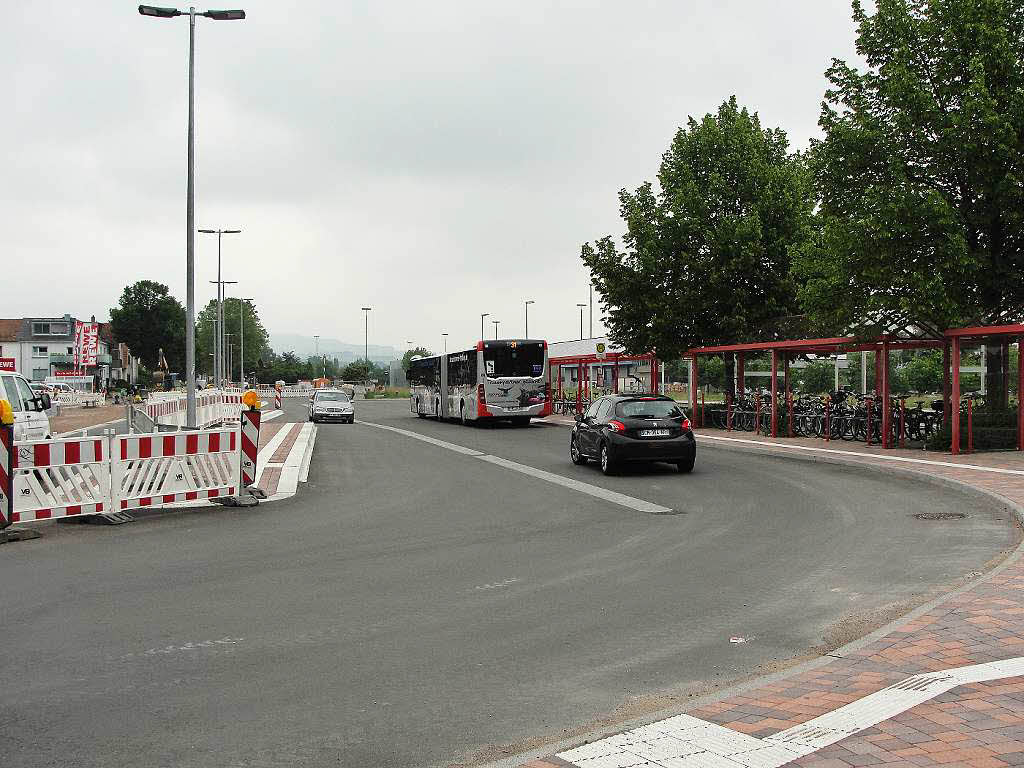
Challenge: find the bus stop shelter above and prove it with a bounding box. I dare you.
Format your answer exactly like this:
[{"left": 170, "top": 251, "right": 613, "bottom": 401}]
[
  {"left": 548, "top": 346, "right": 660, "bottom": 413},
  {"left": 688, "top": 334, "right": 944, "bottom": 447}
]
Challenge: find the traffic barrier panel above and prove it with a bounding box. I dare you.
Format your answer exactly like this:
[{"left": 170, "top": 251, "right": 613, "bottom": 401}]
[
  {"left": 240, "top": 409, "right": 261, "bottom": 488},
  {"left": 274, "top": 387, "right": 282, "bottom": 410},
  {"left": 10, "top": 435, "right": 110, "bottom": 524},
  {"left": 0, "top": 424, "right": 12, "bottom": 530},
  {"left": 111, "top": 430, "right": 238, "bottom": 511}
]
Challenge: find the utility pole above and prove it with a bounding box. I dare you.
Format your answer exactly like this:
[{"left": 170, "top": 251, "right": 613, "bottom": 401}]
[
  {"left": 239, "top": 297, "right": 252, "bottom": 386},
  {"left": 492, "top": 320, "right": 500, "bottom": 339},
  {"left": 524, "top": 299, "right": 534, "bottom": 338},
  {"left": 361, "top": 307, "right": 372, "bottom": 364},
  {"left": 141, "top": 5, "right": 246, "bottom": 423},
  {"left": 576, "top": 303, "right": 586, "bottom": 341},
  {"left": 589, "top": 284, "right": 593, "bottom": 339},
  {"left": 441, "top": 332, "right": 448, "bottom": 353},
  {"left": 480, "top": 313, "right": 489, "bottom": 341}
]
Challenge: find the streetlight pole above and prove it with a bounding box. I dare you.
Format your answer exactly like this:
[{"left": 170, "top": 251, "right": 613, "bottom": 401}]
[
  {"left": 480, "top": 313, "right": 489, "bottom": 341},
  {"left": 239, "top": 297, "right": 252, "bottom": 386},
  {"left": 141, "top": 4, "right": 245, "bottom": 425},
  {"left": 589, "top": 284, "right": 593, "bottom": 339},
  {"left": 524, "top": 300, "right": 534, "bottom": 338},
  {"left": 441, "top": 332, "right": 448, "bottom": 354},
  {"left": 225, "top": 333, "right": 234, "bottom": 382},
  {"left": 492, "top": 320, "right": 500, "bottom": 339},
  {"left": 576, "top": 303, "right": 586, "bottom": 341},
  {"left": 361, "top": 307, "right": 372, "bottom": 364},
  {"left": 198, "top": 229, "right": 240, "bottom": 385}
]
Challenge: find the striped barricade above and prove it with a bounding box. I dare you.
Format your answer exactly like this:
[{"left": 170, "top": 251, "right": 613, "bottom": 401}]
[
  {"left": 240, "top": 410, "right": 260, "bottom": 488},
  {"left": 111, "top": 429, "right": 239, "bottom": 511},
  {"left": 10, "top": 435, "right": 111, "bottom": 524},
  {"left": 0, "top": 425, "right": 12, "bottom": 529}
]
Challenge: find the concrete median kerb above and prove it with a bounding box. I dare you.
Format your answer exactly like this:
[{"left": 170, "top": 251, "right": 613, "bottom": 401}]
[{"left": 499, "top": 421, "right": 1024, "bottom": 768}]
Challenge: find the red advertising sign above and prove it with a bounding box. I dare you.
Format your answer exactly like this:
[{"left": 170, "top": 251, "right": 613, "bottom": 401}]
[
  {"left": 0, "top": 358, "right": 14, "bottom": 372},
  {"left": 73, "top": 321, "right": 99, "bottom": 368}
]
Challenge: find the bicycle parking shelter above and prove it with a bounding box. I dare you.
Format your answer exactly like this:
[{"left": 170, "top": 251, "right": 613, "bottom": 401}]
[
  {"left": 689, "top": 323, "right": 1024, "bottom": 454},
  {"left": 548, "top": 338, "right": 661, "bottom": 414}
]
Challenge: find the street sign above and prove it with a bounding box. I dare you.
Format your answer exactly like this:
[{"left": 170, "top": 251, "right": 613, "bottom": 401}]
[{"left": 596, "top": 342, "right": 606, "bottom": 360}]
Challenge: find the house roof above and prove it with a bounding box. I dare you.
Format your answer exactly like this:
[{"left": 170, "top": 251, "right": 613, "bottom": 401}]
[{"left": 0, "top": 319, "right": 23, "bottom": 342}]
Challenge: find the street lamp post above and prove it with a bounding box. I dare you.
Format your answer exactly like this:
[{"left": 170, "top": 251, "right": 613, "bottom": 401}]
[
  {"left": 589, "top": 284, "right": 593, "bottom": 339},
  {"left": 480, "top": 313, "right": 489, "bottom": 341},
  {"left": 361, "top": 307, "right": 372, "bottom": 364},
  {"left": 576, "top": 303, "right": 586, "bottom": 341},
  {"left": 225, "top": 333, "right": 234, "bottom": 382},
  {"left": 492, "top": 320, "right": 500, "bottom": 339},
  {"left": 239, "top": 297, "right": 252, "bottom": 386},
  {"left": 441, "top": 332, "right": 448, "bottom": 353},
  {"left": 524, "top": 300, "right": 534, "bottom": 338},
  {"left": 207, "top": 276, "right": 236, "bottom": 384},
  {"left": 141, "top": 4, "right": 245, "bottom": 426}
]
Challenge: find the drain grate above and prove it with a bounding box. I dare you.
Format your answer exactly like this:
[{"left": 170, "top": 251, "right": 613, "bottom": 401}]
[{"left": 914, "top": 511, "right": 967, "bottom": 521}]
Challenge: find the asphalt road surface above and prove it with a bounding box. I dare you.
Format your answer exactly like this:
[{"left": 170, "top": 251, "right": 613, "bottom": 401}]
[{"left": 2, "top": 398, "right": 1017, "bottom": 768}]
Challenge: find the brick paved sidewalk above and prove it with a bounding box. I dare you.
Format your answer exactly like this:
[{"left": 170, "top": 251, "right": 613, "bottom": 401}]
[{"left": 521, "top": 423, "right": 1024, "bottom": 768}]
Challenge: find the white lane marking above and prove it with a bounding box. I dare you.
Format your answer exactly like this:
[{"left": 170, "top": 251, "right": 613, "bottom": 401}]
[
  {"left": 276, "top": 423, "right": 315, "bottom": 497},
  {"left": 557, "top": 656, "right": 1024, "bottom": 768},
  {"left": 698, "top": 433, "right": 1024, "bottom": 477},
  {"left": 478, "top": 455, "right": 672, "bottom": 514},
  {"left": 254, "top": 422, "right": 296, "bottom": 485},
  {"left": 475, "top": 578, "right": 520, "bottom": 591},
  {"left": 262, "top": 409, "right": 283, "bottom": 422},
  {"left": 357, "top": 420, "right": 673, "bottom": 515},
  {"left": 358, "top": 420, "right": 484, "bottom": 456}
]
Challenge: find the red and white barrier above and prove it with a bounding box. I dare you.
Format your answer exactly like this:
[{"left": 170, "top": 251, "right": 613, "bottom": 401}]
[
  {"left": 0, "top": 425, "right": 12, "bottom": 529},
  {"left": 240, "top": 409, "right": 261, "bottom": 488},
  {"left": 274, "top": 386, "right": 282, "bottom": 410},
  {"left": 10, "top": 435, "right": 111, "bottom": 523},
  {"left": 112, "top": 430, "right": 238, "bottom": 511},
  {"left": 0, "top": 420, "right": 259, "bottom": 526},
  {"left": 143, "top": 390, "right": 244, "bottom": 429}
]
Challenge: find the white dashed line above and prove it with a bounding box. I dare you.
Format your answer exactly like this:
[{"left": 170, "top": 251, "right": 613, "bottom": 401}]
[
  {"left": 356, "top": 420, "right": 673, "bottom": 515},
  {"left": 556, "top": 656, "right": 1024, "bottom": 768}
]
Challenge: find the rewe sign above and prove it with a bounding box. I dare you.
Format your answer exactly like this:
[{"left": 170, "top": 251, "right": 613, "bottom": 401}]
[{"left": 0, "top": 358, "right": 15, "bottom": 372}]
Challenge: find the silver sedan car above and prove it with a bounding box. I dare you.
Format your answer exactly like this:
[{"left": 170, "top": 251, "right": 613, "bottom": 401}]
[{"left": 308, "top": 389, "right": 355, "bottom": 424}]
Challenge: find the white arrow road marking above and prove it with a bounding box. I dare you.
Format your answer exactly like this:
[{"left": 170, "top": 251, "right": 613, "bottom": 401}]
[
  {"left": 557, "top": 656, "right": 1024, "bottom": 768},
  {"left": 357, "top": 420, "right": 673, "bottom": 515}
]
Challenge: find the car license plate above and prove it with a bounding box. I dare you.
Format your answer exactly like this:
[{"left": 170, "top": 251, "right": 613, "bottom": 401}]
[
  {"left": 505, "top": 406, "right": 523, "bottom": 411},
  {"left": 639, "top": 428, "right": 670, "bottom": 437}
]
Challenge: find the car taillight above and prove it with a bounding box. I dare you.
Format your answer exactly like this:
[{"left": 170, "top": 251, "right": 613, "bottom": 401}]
[
  {"left": 608, "top": 419, "right": 625, "bottom": 432},
  {"left": 478, "top": 383, "right": 485, "bottom": 403},
  {"left": 681, "top": 417, "right": 691, "bottom": 430}
]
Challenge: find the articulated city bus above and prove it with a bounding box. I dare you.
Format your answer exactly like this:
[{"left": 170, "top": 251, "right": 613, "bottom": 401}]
[{"left": 408, "top": 339, "right": 551, "bottom": 424}]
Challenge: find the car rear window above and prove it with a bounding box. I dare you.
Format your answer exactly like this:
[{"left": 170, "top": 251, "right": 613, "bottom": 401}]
[{"left": 615, "top": 399, "right": 685, "bottom": 419}]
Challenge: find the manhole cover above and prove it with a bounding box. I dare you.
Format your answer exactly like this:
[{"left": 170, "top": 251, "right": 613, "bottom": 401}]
[{"left": 914, "top": 512, "right": 967, "bottom": 521}]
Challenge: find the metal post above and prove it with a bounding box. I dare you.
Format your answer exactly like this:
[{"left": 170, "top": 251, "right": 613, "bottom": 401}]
[
  {"left": 727, "top": 392, "right": 732, "bottom": 431},
  {"left": 589, "top": 284, "right": 593, "bottom": 339},
  {"left": 771, "top": 349, "right": 779, "bottom": 438},
  {"left": 943, "top": 341, "right": 952, "bottom": 428},
  {"left": 239, "top": 299, "right": 245, "bottom": 386},
  {"left": 689, "top": 356, "right": 698, "bottom": 422},
  {"left": 899, "top": 398, "right": 906, "bottom": 449},
  {"left": 216, "top": 230, "right": 222, "bottom": 386},
  {"left": 882, "top": 341, "right": 890, "bottom": 449},
  {"left": 952, "top": 336, "right": 961, "bottom": 454},
  {"left": 825, "top": 395, "right": 831, "bottom": 443},
  {"left": 737, "top": 352, "right": 745, "bottom": 398},
  {"left": 866, "top": 397, "right": 872, "bottom": 446},
  {"left": 613, "top": 355, "right": 619, "bottom": 394},
  {"left": 1018, "top": 338, "right": 1024, "bottom": 450},
  {"left": 861, "top": 350, "right": 868, "bottom": 394},
  {"left": 185, "top": 8, "right": 197, "bottom": 426},
  {"left": 967, "top": 398, "right": 973, "bottom": 454}
]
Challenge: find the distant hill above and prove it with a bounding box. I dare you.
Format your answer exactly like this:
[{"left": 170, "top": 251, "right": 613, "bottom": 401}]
[{"left": 271, "top": 332, "right": 398, "bottom": 364}]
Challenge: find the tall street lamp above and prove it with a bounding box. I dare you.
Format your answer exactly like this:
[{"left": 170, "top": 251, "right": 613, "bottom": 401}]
[
  {"left": 239, "top": 297, "right": 253, "bottom": 386},
  {"left": 207, "top": 276, "right": 236, "bottom": 384},
  {"left": 492, "top": 320, "right": 500, "bottom": 339},
  {"left": 225, "top": 333, "right": 234, "bottom": 382},
  {"left": 140, "top": 5, "right": 245, "bottom": 426},
  {"left": 441, "top": 332, "right": 448, "bottom": 354},
  {"left": 589, "top": 284, "right": 593, "bottom": 339},
  {"left": 361, "top": 307, "right": 372, "bottom": 364},
  {"left": 199, "top": 228, "right": 240, "bottom": 386},
  {"left": 524, "top": 299, "right": 534, "bottom": 338},
  {"left": 480, "top": 313, "right": 489, "bottom": 340},
  {"left": 576, "top": 303, "right": 586, "bottom": 341}
]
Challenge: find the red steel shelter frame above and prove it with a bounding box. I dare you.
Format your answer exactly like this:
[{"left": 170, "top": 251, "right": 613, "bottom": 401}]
[{"left": 548, "top": 352, "right": 660, "bottom": 414}]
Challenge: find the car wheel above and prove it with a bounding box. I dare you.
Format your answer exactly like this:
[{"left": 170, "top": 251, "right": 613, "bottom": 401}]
[
  {"left": 600, "top": 443, "right": 616, "bottom": 475},
  {"left": 676, "top": 452, "right": 695, "bottom": 474},
  {"left": 570, "top": 435, "right": 587, "bottom": 465}
]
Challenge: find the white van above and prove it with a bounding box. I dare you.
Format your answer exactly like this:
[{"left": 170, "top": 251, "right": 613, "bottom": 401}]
[{"left": 1, "top": 373, "right": 52, "bottom": 441}]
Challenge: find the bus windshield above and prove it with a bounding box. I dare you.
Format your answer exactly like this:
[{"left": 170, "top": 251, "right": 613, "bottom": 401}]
[{"left": 483, "top": 343, "right": 545, "bottom": 378}]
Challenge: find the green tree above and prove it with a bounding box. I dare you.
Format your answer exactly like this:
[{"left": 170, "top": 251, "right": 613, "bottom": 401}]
[
  {"left": 794, "top": 361, "right": 835, "bottom": 394},
  {"left": 402, "top": 347, "right": 433, "bottom": 372},
  {"left": 794, "top": 0, "right": 1024, "bottom": 406},
  {"left": 901, "top": 350, "right": 944, "bottom": 394},
  {"left": 342, "top": 360, "right": 387, "bottom": 382},
  {"left": 582, "top": 96, "right": 813, "bottom": 399},
  {"left": 109, "top": 280, "right": 185, "bottom": 371}
]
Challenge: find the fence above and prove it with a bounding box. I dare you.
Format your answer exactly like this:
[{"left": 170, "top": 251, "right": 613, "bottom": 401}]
[
  {"left": 142, "top": 389, "right": 244, "bottom": 429},
  {"left": 4, "top": 425, "right": 244, "bottom": 526},
  {"left": 255, "top": 384, "right": 313, "bottom": 398}
]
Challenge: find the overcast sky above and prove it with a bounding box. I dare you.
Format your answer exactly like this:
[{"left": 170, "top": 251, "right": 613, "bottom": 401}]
[{"left": 5, "top": 1, "right": 860, "bottom": 355}]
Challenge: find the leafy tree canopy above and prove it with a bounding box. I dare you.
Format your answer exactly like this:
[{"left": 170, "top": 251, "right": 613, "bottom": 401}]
[
  {"left": 582, "top": 97, "right": 813, "bottom": 364},
  {"left": 196, "top": 298, "right": 271, "bottom": 379},
  {"left": 401, "top": 347, "right": 433, "bottom": 372},
  {"left": 109, "top": 280, "right": 185, "bottom": 371},
  {"left": 794, "top": 0, "right": 1024, "bottom": 331}
]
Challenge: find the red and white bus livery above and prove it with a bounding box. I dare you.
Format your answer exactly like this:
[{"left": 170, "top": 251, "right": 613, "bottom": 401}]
[{"left": 409, "top": 339, "right": 551, "bottom": 425}]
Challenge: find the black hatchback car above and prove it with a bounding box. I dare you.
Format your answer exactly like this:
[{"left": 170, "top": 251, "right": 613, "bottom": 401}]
[{"left": 570, "top": 394, "right": 696, "bottom": 475}]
